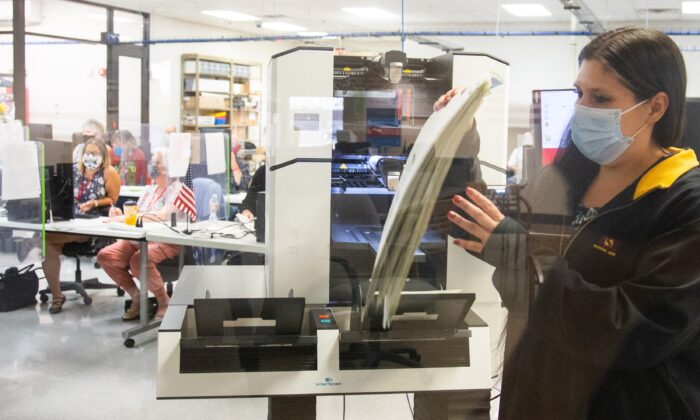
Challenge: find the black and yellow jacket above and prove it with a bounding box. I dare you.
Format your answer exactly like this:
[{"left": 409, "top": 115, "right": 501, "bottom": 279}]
[{"left": 483, "top": 148, "right": 700, "bottom": 419}]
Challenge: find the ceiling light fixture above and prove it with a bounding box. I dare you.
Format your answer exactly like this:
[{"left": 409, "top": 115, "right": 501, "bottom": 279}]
[
  {"left": 202, "top": 10, "right": 259, "bottom": 21},
  {"left": 342, "top": 7, "right": 399, "bottom": 19},
  {"left": 261, "top": 21, "right": 307, "bottom": 32},
  {"left": 682, "top": 1, "right": 700, "bottom": 14},
  {"left": 501, "top": 3, "right": 552, "bottom": 17}
]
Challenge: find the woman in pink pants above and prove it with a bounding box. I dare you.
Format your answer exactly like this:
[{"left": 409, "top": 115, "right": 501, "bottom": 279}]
[{"left": 97, "top": 150, "right": 183, "bottom": 320}]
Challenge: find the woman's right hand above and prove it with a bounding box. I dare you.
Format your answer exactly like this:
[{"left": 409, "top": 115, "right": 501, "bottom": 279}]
[
  {"left": 241, "top": 209, "right": 255, "bottom": 221},
  {"left": 109, "top": 206, "right": 123, "bottom": 217},
  {"left": 433, "top": 87, "right": 466, "bottom": 111}
]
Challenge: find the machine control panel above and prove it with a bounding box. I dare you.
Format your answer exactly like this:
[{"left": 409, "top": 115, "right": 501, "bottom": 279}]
[{"left": 309, "top": 308, "right": 338, "bottom": 335}]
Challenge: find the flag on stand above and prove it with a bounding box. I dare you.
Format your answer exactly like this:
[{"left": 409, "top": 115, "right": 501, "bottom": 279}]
[
  {"left": 183, "top": 164, "right": 194, "bottom": 190},
  {"left": 174, "top": 165, "right": 196, "bottom": 221}
]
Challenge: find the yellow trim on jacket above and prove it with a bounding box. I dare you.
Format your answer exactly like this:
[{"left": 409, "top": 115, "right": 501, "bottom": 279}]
[{"left": 633, "top": 148, "right": 700, "bottom": 200}]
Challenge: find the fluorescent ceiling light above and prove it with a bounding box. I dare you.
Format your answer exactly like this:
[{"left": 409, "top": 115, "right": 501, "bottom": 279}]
[
  {"left": 298, "top": 31, "right": 328, "bottom": 37},
  {"left": 682, "top": 1, "right": 700, "bottom": 14},
  {"left": 342, "top": 7, "right": 398, "bottom": 19},
  {"left": 261, "top": 21, "right": 306, "bottom": 32},
  {"left": 202, "top": 10, "right": 259, "bottom": 21},
  {"left": 501, "top": 3, "right": 552, "bottom": 17}
]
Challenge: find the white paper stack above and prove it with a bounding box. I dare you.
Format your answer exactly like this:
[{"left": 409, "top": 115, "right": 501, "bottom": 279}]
[{"left": 364, "top": 75, "right": 497, "bottom": 330}]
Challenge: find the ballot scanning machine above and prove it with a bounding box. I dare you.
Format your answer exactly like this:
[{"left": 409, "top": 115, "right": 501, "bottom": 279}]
[{"left": 157, "top": 47, "right": 509, "bottom": 412}]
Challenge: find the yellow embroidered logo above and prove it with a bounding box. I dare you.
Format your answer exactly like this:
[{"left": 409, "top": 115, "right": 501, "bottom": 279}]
[{"left": 593, "top": 235, "right": 620, "bottom": 257}]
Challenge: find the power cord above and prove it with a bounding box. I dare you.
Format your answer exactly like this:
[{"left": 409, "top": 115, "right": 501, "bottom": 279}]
[
  {"left": 207, "top": 230, "right": 255, "bottom": 240},
  {"left": 342, "top": 395, "right": 346, "bottom": 420},
  {"left": 406, "top": 393, "right": 414, "bottom": 417}
]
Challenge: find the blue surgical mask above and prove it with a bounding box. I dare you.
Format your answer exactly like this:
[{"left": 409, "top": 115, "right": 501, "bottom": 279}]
[{"left": 571, "top": 100, "right": 649, "bottom": 165}]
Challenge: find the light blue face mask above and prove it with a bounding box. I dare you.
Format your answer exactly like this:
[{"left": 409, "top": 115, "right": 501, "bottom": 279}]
[{"left": 571, "top": 100, "right": 648, "bottom": 165}]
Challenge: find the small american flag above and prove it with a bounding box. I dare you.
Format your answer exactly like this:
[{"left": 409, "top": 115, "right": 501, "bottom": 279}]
[{"left": 174, "top": 165, "right": 196, "bottom": 221}]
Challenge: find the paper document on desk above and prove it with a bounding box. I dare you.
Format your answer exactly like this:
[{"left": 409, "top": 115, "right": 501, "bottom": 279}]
[
  {"left": 365, "top": 74, "right": 499, "bottom": 330},
  {"left": 168, "top": 133, "right": 192, "bottom": 178},
  {"left": 1, "top": 141, "right": 41, "bottom": 200},
  {"left": 204, "top": 132, "right": 226, "bottom": 175}
]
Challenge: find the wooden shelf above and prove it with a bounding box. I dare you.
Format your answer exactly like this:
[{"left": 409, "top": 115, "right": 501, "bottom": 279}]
[
  {"left": 193, "top": 108, "right": 230, "bottom": 112},
  {"left": 183, "top": 72, "right": 230, "bottom": 79},
  {"left": 183, "top": 90, "right": 231, "bottom": 95},
  {"left": 183, "top": 124, "right": 230, "bottom": 128},
  {"left": 181, "top": 54, "right": 261, "bottom": 143}
]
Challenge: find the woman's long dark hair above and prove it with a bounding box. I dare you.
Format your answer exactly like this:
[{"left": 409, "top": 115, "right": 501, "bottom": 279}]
[{"left": 553, "top": 27, "right": 687, "bottom": 208}]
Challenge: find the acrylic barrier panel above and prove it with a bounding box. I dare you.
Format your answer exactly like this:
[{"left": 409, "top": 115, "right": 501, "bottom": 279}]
[
  {"left": 118, "top": 56, "right": 143, "bottom": 137},
  {"left": 100, "top": 126, "right": 192, "bottom": 225},
  {"left": 193, "top": 129, "right": 231, "bottom": 222},
  {"left": 327, "top": 72, "right": 458, "bottom": 307},
  {"left": 0, "top": 140, "right": 45, "bottom": 272},
  {"left": 109, "top": 125, "right": 158, "bottom": 187},
  {"left": 129, "top": 141, "right": 189, "bottom": 226},
  {"left": 25, "top": 42, "right": 106, "bottom": 140}
]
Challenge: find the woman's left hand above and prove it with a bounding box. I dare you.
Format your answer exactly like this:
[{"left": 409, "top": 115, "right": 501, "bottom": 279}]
[{"left": 448, "top": 187, "right": 505, "bottom": 253}]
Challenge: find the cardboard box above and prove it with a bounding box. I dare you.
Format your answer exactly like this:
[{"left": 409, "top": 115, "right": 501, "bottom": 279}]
[
  {"left": 183, "top": 96, "right": 196, "bottom": 110},
  {"left": 197, "top": 116, "right": 216, "bottom": 126},
  {"left": 199, "top": 94, "right": 227, "bottom": 110}
]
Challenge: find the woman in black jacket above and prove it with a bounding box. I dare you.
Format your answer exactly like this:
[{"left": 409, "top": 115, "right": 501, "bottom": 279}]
[{"left": 445, "top": 27, "right": 700, "bottom": 419}]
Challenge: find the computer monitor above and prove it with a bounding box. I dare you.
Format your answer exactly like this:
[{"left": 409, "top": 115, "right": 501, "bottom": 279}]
[
  {"left": 531, "top": 89, "right": 577, "bottom": 167},
  {"left": 682, "top": 98, "right": 700, "bottom": 154},
  {"left": 28, "top": 123, "right": 53, "bottom": 140},
  {"left": 33, "top": 139, "right": 73, "bottom": 168},
  {"left": 6, "top": 163, "right": 73, "bottom": 223},
  {"left": 46, "top": 163, "right": 74, "bottom": 221}
]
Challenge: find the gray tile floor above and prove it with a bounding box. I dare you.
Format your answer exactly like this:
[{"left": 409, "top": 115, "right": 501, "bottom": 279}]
[{"left": 0, "top": 256, "right": 500, "bottom": 420}]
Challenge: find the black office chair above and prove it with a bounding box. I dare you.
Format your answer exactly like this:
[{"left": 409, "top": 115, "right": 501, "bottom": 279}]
[
  {"left": 160, "top": 248, "right": 195, "bottom": 297},
  {"left": 38, "top": 237, "right": 123, "bottom": 306}
]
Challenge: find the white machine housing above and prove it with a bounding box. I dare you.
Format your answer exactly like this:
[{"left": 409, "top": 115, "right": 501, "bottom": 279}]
[
  {"left": 265, "top": 47, "right": 335, "bottom": 303},
  {"left": 265, "top": 49, "right": 510, "bottom": 314},
  {"left": 157, "top": 47, "right": 514, "bottom": 403}
]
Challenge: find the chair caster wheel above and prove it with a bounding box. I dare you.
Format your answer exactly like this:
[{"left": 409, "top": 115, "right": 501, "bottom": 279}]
[
  {"left": 83, "top": 296, "right": 93, "bottom": 305},
  {"left": 124, "top": 339, "right": 135, "bottom": 348},
  {"left": 117, "top": 288, "right": 125, "bottom": 297},
  {"left": 40, "top": 293, "right": 49, "bottom": 303}
]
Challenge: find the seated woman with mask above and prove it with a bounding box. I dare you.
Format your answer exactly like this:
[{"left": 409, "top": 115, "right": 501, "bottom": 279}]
[
  {"left": 42, "top": 137, "right": 121, "bottom": 314},
  {"left": 97, "top": 150, "right": 183, "bottom": 320},
  {"left": 113, "top": 130, "right": 147, "bottom": 186}
]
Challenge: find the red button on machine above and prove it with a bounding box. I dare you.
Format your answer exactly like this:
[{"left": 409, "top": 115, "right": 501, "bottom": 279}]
[{"left": 319, "top": 314, "right": 330, "bottom": 319}]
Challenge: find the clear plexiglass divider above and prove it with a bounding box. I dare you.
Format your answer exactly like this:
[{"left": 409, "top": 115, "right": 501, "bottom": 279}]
[{"left": 0, "top": 135, "right": 46, "bottom": 273}]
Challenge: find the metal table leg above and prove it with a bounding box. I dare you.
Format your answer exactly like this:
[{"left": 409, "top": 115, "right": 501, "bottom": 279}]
[{"left": 122, "top": 240, "right": 161, "bottom": 347}]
